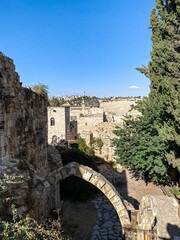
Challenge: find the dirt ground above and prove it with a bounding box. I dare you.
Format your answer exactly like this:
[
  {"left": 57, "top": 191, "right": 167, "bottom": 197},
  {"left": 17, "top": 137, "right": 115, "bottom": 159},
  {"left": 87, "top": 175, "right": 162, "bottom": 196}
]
[
  {"left": 61, "top": 200, "right": 98, "bottom": 240},
  {"left": 98, "top": 163, "right": 163, "bottom": 207},
  {"left": 61, "top": 163, "right": 178, "bottom": 240}
]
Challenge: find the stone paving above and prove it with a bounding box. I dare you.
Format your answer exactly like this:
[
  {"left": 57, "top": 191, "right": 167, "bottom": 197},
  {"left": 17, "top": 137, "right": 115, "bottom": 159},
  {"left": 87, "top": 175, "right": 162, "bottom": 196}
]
[{"left": 90, "top": 194, "right": 122, "bottom": 240}]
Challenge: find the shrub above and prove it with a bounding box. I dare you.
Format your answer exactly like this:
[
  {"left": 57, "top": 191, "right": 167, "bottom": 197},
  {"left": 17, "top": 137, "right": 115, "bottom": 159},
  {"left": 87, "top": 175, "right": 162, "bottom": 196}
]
[{"left": 0, "top": 174, "right": 70, "bottom": 240}]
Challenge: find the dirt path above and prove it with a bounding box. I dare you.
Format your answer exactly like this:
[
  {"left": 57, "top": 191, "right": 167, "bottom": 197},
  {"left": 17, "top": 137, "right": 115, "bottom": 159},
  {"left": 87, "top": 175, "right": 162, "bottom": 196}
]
[{"left": 98, "top": 163, "right": 163, "bottom": 207}]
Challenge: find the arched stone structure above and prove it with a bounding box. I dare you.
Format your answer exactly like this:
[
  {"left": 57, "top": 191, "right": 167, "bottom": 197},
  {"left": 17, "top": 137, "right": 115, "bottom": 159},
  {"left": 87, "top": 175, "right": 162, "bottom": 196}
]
[{"left": 48, "top": 162, "right": 131, "bottom": 229}]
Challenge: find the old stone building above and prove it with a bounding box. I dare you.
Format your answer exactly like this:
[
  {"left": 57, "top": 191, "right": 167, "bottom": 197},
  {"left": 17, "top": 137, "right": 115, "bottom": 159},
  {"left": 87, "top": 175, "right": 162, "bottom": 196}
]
[
  {"left": 48, "top": 103, "right": 120, "bottom": 161},
  {"left": 48, "top": 104, "right": 104, "bottom": 143},
  {"left": 48, "top": 106, "right": 71, "bottom": 144}
]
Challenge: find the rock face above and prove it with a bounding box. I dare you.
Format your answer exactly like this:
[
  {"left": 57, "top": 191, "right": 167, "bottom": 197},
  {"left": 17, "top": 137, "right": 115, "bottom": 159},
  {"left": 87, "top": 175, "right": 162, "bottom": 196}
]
[
  {"left": 0, "top": 52, "right": 48, "bottom": 176},
  {"left": 138, "top": 195, "right": 180, "bottom": 239}
]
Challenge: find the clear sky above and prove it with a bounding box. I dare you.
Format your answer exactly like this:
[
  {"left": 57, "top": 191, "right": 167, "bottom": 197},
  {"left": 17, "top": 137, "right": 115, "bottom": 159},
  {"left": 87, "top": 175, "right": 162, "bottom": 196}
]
[{"left": 1, "top": 0, "right": 155, "bottom": 98}]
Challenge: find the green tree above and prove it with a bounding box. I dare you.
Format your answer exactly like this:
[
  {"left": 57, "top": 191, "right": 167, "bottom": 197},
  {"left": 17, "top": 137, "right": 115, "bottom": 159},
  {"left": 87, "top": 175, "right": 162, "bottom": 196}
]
[
  {"left": 112, "top": 101, "right": 169, "bottom": 183},
  {"left": 113, "top": 0, "right": 180, "bottom": 182},
  {"left": 143, "top": 0, "right": 180, "bottom": 171}
]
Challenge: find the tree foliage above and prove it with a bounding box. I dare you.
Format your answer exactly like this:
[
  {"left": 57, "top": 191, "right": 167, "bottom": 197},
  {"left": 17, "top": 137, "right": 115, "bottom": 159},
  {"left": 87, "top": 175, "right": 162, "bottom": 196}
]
[
  {"left": 112, "top": 101, "right": 169, "bottom": 183},
  {"left": 147, "top": 0, "right": 180, "bottom": 171},
  {"left": 32, "top": 83, "right": 48, "bottom": 97},
  {"left": 113, "top": 0, "right": 180, "bottom": 183}
]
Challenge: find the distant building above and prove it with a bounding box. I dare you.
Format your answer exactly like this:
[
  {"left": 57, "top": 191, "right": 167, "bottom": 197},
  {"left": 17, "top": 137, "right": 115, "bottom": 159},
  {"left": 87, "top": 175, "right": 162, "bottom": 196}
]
[
  {"left": 90, "top": 99, "right": 100, "bottom": 107},
  {"left": 48, "top": 107, "right": 69, "bottom": 144},
  {"left": 48, "top": 106, "right": 79, "bottom": 144}
]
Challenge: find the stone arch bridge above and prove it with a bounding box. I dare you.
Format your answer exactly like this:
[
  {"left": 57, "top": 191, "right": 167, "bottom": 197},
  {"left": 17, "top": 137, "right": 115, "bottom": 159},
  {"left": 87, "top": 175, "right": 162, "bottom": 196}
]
[
  {"left": 38, "top": 162, "right": 180, "bottom": 239},
  {"left": 46, "top": 162, "right": 131, "bottom": 229}
]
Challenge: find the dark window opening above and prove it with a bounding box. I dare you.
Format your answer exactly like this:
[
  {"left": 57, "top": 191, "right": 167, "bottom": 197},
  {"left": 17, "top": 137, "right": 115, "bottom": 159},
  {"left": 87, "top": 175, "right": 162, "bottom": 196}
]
[{"left": 50, "top": 117, "right": 55, "bottom": 126}]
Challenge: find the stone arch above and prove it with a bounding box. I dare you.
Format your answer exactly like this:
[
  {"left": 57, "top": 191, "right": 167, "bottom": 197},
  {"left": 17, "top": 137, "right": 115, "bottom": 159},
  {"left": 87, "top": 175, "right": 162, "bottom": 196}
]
[{"left": 51, "top": 162, "right": 131, "bottom": 229}]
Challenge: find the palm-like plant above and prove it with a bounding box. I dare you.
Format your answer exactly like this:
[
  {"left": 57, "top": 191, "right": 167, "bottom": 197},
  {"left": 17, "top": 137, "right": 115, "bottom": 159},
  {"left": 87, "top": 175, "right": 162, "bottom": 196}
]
[{"left": 32, "top": 83, "right": 48, "bottom": 97}]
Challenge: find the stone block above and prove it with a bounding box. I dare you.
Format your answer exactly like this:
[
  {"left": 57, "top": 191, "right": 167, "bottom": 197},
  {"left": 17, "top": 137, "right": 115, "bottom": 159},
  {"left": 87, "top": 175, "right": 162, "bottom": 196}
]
[
  {"left": 110, "top": 195, "right": 122, "bottom": 205},
  {"left": 56, "top": 173, "right": 62, "bottom": 181},
  {"left": 59, "top": 168, "right": 69, "bottom": 179},
  {"left": 174, "top": 237, "right": 180, "bottom": 240},
  {"left": 81, "top": 171, "right": 93, "bottom": 181},
  {"left": 0, "top": 146, "right": 6, "bottom": 157},
  {"left": 114, "top": 202, "right": 126, "bottom": 213},
  {"left": 2, "top": 87, "right": 15, "bottom": 98},
  {"left": 95, "top": 179, "right": 106, "bottom": 189},
  {"left": 0, "top": 155, "right": 10, "bottom": 165},
  {"left": 0, "top": 114, "right": 3, "bottom": 122},
  {"left": 105, "top": 189, "right": 116, "bottom": 199},
  {"left": 78, "top": 166, "right": 85, "bottom": 176},
  {"left": 138, "top": 195, "right": 180, "bottom": 238},
  {"left": 100, "top": 183, "right": 112, "bottom": 194},
  {"left": 43, "top": 181, "right": 50, "bottom": 189},
  {"left": 89, "top": 174, "right": 99, "bottom": 186},
  {"left": 0, "top": 137, "right": 5, "bottom": 147}
]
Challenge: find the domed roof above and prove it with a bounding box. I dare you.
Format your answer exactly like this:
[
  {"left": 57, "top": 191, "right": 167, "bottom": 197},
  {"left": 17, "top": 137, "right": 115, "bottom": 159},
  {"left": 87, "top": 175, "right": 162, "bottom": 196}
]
[{"left": 90, "top": 99, "right": 100, "bottom": 107}]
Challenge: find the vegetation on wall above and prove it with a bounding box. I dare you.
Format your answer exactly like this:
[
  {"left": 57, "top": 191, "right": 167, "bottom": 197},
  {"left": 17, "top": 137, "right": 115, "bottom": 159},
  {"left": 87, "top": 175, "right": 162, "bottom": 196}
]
[
  {"left": 70, "top": 138, "right": 95, "bottom": 157},
  {"left": 0, "top": 174, "right": 69, "bottom": 240},
  {"left": 32, "top": 83, "right": 48, "bottom": 97},
  {"left": 90, "top": 138, "right": 104, "bottom": 154},
  {"left": 112, "top": 0, "right": 180, "bottom": 183}
]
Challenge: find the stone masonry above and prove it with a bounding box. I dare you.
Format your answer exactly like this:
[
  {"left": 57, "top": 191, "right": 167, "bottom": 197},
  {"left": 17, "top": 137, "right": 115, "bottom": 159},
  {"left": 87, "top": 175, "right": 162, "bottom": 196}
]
[
  {"left": 0, "top": 52, "right": 48, "bottom": 176},
  {"left": 48, "top": 107, "right": 70, "bottom": 144}
]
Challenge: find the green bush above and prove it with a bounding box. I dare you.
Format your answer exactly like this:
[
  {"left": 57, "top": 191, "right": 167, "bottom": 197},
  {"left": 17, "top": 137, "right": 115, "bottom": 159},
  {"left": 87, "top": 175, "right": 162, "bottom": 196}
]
[
  {"left": 0, "top": 174, "right": 70, "bottom": 240},
  {"left": 70, "top": 138, "right": 95, "bottom": 157}
]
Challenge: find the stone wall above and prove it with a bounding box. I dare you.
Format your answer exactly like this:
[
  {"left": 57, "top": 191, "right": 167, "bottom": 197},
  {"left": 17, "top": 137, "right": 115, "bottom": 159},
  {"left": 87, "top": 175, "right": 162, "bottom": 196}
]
[
  {"left": 0, "top": 52, "right": 48, "bottom": 176},
  {"left": 77, "top": 113, "right": 104, "bottom": 134},
  {"left": 82, "top": 122, "right": 123, "bottom": 162},
  {"left": 137, "top": 195, "right": 180, "bottom": 239},
  {"left": 70, "top": 105, "right": 103, "bottom": 119}
]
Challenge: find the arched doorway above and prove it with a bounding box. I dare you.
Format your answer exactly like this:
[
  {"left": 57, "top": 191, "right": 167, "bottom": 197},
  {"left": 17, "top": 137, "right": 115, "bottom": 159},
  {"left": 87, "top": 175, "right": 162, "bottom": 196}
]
[{"left": 52, "top": 135, "right": 57, "bottom": 144}]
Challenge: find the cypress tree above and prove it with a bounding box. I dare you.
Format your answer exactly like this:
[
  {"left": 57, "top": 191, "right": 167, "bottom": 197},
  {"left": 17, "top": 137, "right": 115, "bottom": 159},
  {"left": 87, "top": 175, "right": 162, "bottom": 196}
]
[
  {"left": 137, "top": 0, "right": 180, "bottom": 171},
  {"left": 113, "top": 0, "right": 180, "bottom": 182},
  {"left": 148, "top": 0, "right": 180, "bottom": 171}
]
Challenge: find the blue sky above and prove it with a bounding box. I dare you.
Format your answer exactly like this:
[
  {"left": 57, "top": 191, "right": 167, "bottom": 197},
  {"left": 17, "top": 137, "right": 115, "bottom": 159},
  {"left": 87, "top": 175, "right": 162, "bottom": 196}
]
[{"left": 1, "top": 0, "right": 155, "bottom": 97}]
